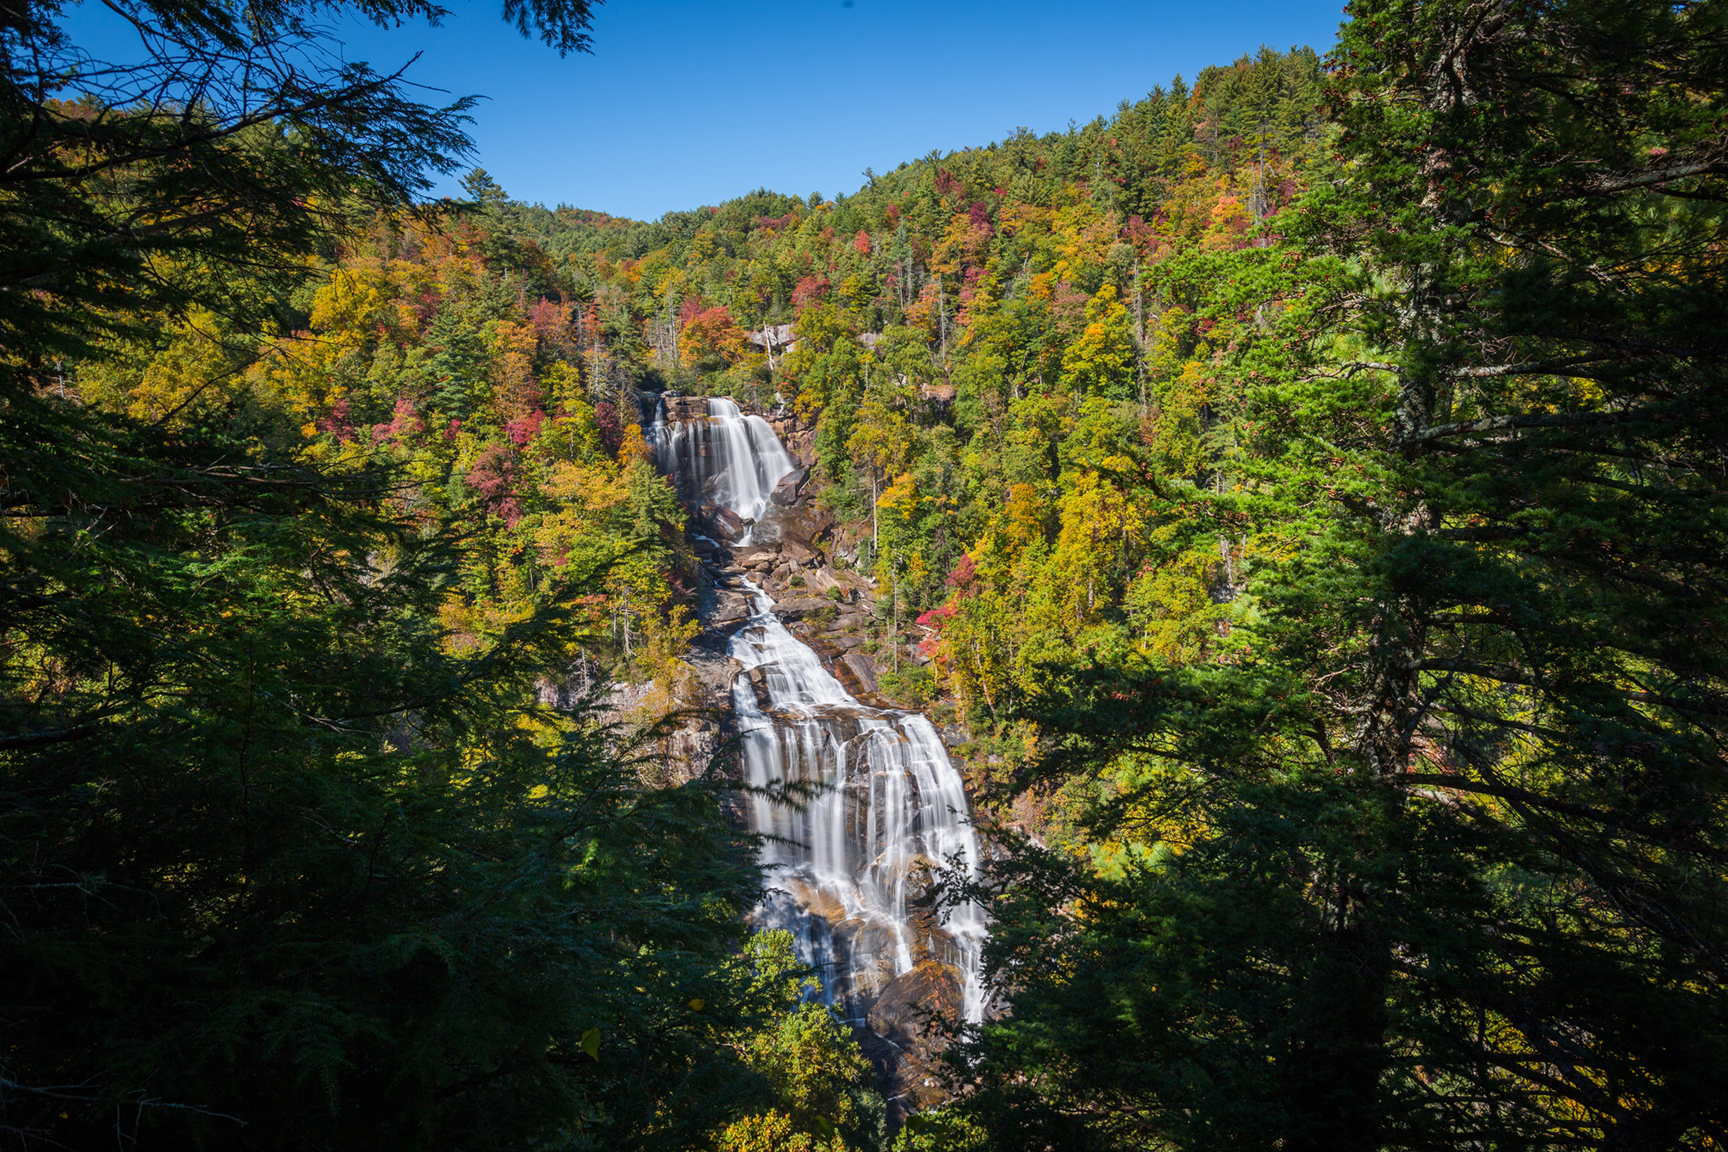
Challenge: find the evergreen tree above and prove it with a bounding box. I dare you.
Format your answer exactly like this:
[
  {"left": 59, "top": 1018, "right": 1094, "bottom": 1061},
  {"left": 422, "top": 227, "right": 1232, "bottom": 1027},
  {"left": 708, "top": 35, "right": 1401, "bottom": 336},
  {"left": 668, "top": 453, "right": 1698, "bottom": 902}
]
[
  {"left": 427, "top": 305, "right": 491, "bottom": 421},
  {"left": 0, "top": 402, "right": 776, "bottom": 1150},
  {"left": 0, "top": 0, "right": 816, "bottom": 1148},
  {"left": 950, "top": 2, "right": 1728, "bottom": 1150}
]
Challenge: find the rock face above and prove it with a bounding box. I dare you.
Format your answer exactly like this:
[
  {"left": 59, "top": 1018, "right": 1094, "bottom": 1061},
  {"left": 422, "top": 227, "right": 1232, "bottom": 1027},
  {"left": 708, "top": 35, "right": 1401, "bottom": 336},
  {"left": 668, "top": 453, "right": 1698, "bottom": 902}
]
[
  {"left": 868, "top": 961, "right": 964, "bottom": 1110},
  {"left": 534, "top": 653, "right": 729, "bottom": 789},
  {"left": 769, "top": 415, "right": 819, "bottom": 469}
]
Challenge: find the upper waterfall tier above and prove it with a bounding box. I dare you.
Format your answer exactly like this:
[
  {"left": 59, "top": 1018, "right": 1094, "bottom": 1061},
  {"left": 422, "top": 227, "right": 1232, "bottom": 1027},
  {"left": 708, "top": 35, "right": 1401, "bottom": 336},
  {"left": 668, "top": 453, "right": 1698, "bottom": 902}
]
[{"left": 650, "top": 397, "right": 795, "bottom": 528}]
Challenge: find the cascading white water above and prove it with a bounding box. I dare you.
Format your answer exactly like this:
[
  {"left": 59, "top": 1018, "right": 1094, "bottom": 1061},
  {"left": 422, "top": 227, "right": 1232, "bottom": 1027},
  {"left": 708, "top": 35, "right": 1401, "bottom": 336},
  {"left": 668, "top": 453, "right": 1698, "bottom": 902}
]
[
  {"left": 650, "top": 397, "right": 795, "bottom": 532},
  {"left": 729, "top": 582, "right": 990, "bottom": 1025},
  {"left": 651, "top": 394, "right": 989, "bottom": 1027}
]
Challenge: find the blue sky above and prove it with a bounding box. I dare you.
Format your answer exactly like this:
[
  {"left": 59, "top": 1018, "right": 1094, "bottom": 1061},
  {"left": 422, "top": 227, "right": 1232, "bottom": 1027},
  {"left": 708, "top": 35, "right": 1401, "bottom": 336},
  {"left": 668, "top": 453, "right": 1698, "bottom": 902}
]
[{"left": 66, "top": 0, "right": 1349, "bottom": 220}]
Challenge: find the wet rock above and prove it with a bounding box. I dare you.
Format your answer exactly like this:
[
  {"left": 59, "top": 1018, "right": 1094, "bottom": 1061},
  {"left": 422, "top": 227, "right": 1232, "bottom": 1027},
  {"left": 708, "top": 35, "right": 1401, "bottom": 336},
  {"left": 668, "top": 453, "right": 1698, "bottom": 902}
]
[
  {"left": 838, "top": 922, "right": 906, "bottom": 1001},
  {"left": 704, "top": 504, "right": 748, "bottom": 542},
  {"left": 739, "top": 667, "right": 773, "bottom": 710},
  {"left": 867, "top": 962, "right": 965, "bottom": 1110},
  {"left": 898, "top": 854, "right": 940, "bottom": 908},
  {"left": 770, "top": 876, "right": 851, "bottom": 926}
]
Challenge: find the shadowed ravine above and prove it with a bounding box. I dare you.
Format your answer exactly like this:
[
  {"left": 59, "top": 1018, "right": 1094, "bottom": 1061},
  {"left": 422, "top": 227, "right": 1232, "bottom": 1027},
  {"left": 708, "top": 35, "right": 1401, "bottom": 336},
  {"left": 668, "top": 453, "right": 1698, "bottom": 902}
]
[{"left": 650, "top": 396, "right": 989, "bottom": 1108}]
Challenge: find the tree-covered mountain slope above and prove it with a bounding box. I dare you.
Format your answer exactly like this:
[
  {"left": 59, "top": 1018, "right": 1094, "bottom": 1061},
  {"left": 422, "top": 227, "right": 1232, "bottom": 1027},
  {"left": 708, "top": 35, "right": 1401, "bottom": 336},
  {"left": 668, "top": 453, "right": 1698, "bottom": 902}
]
[{"left": 8, "top": 0, "right": 1728, "bottom": 1146}]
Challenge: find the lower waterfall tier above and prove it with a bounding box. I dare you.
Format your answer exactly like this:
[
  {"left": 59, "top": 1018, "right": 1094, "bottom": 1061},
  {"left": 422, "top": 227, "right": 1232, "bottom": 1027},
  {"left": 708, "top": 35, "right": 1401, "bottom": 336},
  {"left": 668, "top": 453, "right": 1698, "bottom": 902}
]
[{"left": 727, "top": 581, "right": 989, "bottom": 1031}]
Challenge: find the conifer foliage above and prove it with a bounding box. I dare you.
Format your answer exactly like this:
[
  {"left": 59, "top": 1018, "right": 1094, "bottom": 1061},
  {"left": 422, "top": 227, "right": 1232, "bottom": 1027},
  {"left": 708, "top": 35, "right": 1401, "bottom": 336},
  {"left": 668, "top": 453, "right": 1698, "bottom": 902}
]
[
  {"left": 0, "top": 0, "right": 832, "bottom": 1148},
  {"left": 951, "top": 3, "right": 1728, "bottom": 1150}
]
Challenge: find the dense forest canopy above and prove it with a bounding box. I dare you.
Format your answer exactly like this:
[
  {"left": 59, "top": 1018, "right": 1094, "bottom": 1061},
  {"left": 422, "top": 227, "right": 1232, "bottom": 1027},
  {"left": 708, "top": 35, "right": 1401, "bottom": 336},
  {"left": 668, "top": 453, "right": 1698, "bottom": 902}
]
[{"left": 4, "top": 0, "right": 1727, "bottom": 1149}]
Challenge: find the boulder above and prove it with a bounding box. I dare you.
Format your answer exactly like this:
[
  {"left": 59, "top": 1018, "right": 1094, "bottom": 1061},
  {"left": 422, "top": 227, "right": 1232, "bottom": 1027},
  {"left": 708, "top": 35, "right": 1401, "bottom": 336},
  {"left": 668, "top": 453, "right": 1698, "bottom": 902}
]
[
  {"left": 739, "top": 667, "right": 773, "bottom": 710},
  {"left": 803, "top": 567, "right": 842, "bottom": 594},
  {"left": 840, "top": 653, "right": 879, "bottom": 693},
  {"left": 772, "top": 877, "right": 852, "bottom": 928},
  {"left": 781, "top": 533, "right": 822, "bottom": 567},
  {"left": 708, "top": 592, "right": 753, "bottom": 627},
  {"left": 751, "top": 501, "right": 834, "bottom": 547},
  {"left": 734, "top": 547, "right": 779, "bottom": 569},
  {"left": 769, "top": 466, "right": 808, "bottom": 506},
  {"left": 703, "top": 504, "right": 748, "bottom": 542}
]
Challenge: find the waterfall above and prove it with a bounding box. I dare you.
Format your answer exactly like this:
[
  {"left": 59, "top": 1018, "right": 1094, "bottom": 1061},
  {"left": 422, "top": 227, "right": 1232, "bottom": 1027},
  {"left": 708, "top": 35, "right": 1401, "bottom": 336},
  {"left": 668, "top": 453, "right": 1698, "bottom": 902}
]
[
  {"left": 731, "top": 583, "right": 989, "bottom": 1026},
  {"left": 650, "top": 397, "right": 796, "bottom": 531},
  {"left": 654, "top": 396, "right": 990, "bottom": 1030}
]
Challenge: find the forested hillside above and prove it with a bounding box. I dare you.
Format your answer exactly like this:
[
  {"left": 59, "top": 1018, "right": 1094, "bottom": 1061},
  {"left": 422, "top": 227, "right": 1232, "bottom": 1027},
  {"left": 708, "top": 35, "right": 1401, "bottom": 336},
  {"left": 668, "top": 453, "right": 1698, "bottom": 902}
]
[
  {"left": 406, "top": 46, "right": 1325, "bottom": 720},
  {"left": 5, "top": 0, "right": 1727, "bottom": 1149}
]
